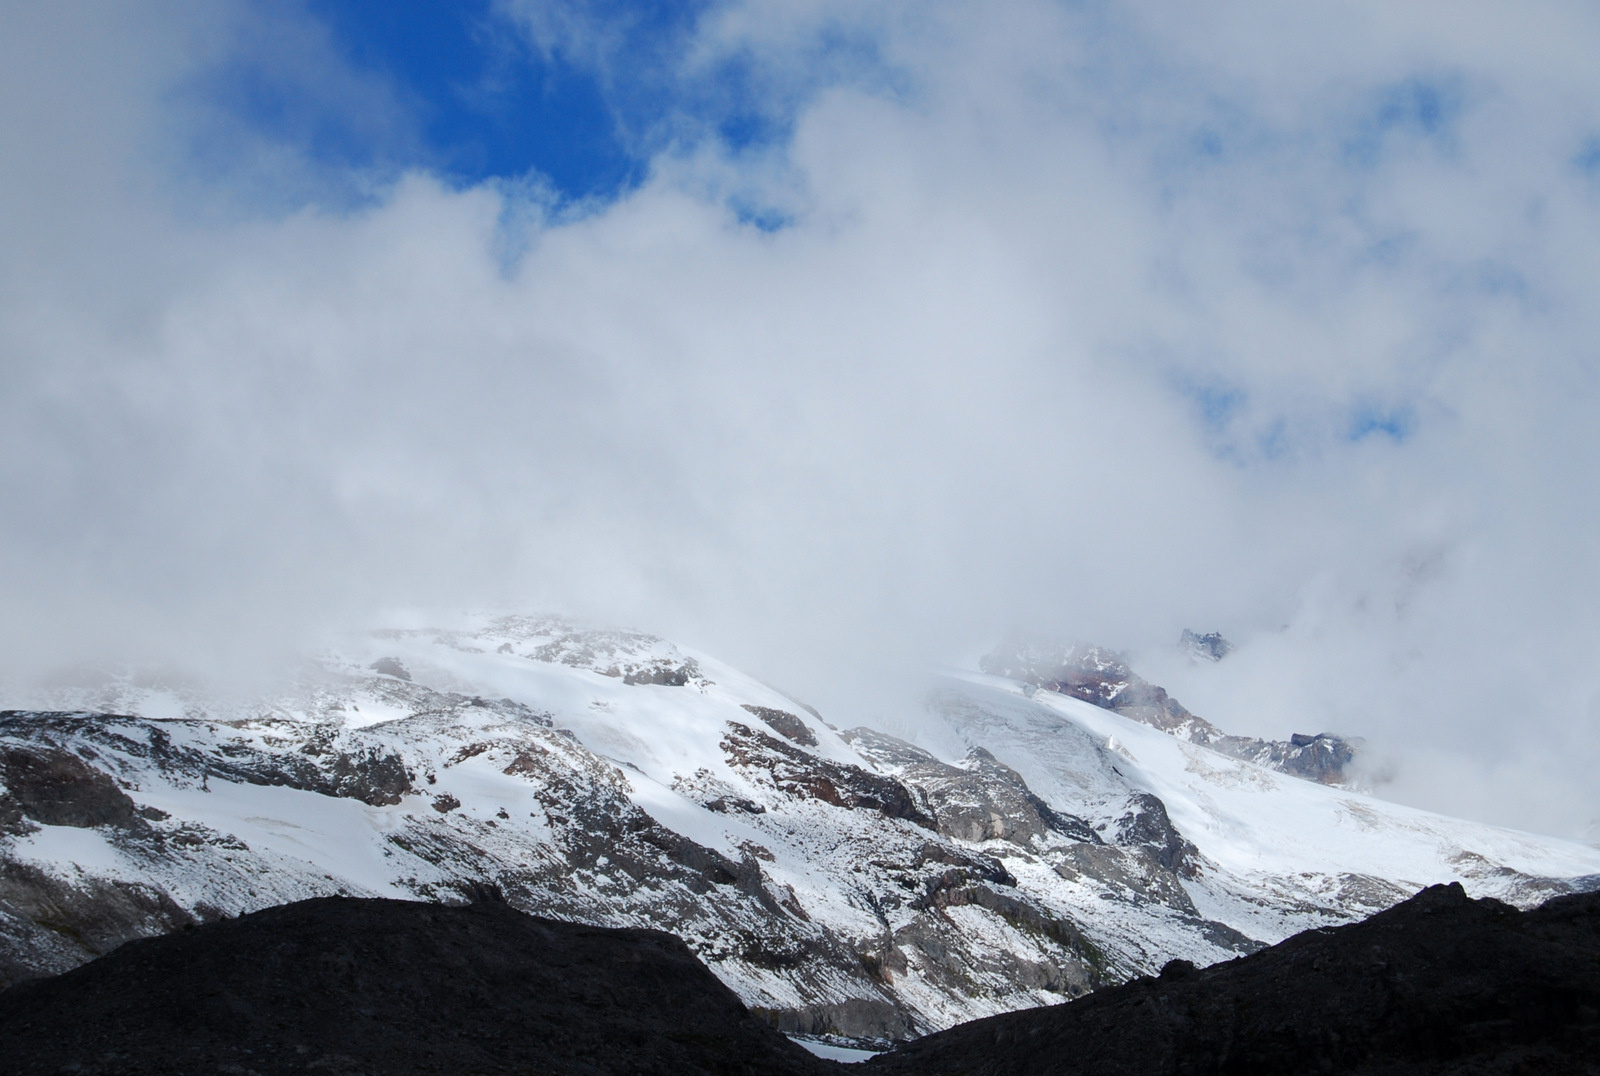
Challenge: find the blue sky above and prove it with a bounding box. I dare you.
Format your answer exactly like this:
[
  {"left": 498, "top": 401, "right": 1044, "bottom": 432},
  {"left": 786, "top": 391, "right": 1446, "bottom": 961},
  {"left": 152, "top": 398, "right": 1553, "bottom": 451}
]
[
  {"left": 204, "top": 0, "right": 832, "bottom": 204},
  {"left": 217, "top": 0, "right": 654, "bottom": 197}
]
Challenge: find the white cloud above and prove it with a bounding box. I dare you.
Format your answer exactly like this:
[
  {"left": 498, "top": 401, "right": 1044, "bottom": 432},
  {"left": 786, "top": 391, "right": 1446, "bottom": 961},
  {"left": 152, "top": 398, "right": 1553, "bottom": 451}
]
[{"left": 3, "top": 1, "right": 1600, "bottom": 838}]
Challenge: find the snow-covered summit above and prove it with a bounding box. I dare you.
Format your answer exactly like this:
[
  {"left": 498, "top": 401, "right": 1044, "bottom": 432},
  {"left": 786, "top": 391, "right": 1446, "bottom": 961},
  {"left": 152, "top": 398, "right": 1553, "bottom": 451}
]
[{"left": 2, "top": 615, "right": 1597, "bottom": 1041}]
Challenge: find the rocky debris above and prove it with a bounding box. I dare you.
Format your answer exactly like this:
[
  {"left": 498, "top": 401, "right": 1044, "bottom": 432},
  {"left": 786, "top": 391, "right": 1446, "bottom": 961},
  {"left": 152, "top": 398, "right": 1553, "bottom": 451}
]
[
  {"left": 705, "top": 794, "right": 767, "bottom": 814},
  {"left": 841, "top": 728, "right": 1242, "bottom": 963},
  {"left": 980, "top": 636, "right": 1359, "bottom": 785},
  {"left": 1184, "top": 728, "right": 1361, "bottom": 786},
  {"left": 0, "top": 896, "right": 831, "bottom": 1076},
  {"left": 12, "top": 619, "right": 1583, "bottom": 1046},
  {"left": 980, "top": 637, "right": 1200, "bottom": 732},
  {"left": 1179, "top": 629, "right": 1234, "bottom": 662},
  {"left": 1051, "top": 844, "right": 1193, "bottom": 912},
  {"left": 0, "top": 710, "right": 417, "bottom": 809},
  {"left": 1442, "top": 851, "right": 1600, "bottom": 910},
  {"left": 865, "top": 884, "right": 1600, "bottom": 1076},
  {"left": 0, "top": 702, "right": 1151, "bottom": 1043},
  {"left": 885, "top": 889, "right": 1102, "bottom": 1004},
  {"left": 1254, "top": 730, "right": 1356, "bottom": 782}
]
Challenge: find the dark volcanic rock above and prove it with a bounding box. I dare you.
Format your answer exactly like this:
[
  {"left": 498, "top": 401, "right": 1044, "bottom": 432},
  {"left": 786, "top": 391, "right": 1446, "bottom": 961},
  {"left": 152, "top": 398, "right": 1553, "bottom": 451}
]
[
  {"left": 369, "top": 656, "right": 413, "bottom": 680},
  {"left": 979, "top": 638, "right": 1198, "bottom": 731},
  {"left": 0, "top": 896, "right": 832, "bottom": 1076},
  {"left": 866, "top": 883, "right": 1600, "bottom": 1076},
  {"left": 1278, "top": 731, "right": 1358, "bottom": 781}
]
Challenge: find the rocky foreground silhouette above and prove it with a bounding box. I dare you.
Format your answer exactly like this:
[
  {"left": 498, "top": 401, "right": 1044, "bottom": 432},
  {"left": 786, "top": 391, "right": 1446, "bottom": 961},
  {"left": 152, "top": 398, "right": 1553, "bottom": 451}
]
[
  {"left": 866, "top": 882, "right": 1600, "bottom": 1076},
  {"left": 2, "top": 884, "right": 1598, "bottom": 1075},
  {"left": 0, "top": 892, "right": 829, "bottom": 1076}
]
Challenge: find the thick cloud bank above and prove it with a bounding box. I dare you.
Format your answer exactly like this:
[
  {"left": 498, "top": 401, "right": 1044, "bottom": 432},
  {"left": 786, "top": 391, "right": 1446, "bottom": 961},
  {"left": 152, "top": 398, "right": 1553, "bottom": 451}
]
[{"left": 3, "top": 1, "right": 1600, "bottom": 838}]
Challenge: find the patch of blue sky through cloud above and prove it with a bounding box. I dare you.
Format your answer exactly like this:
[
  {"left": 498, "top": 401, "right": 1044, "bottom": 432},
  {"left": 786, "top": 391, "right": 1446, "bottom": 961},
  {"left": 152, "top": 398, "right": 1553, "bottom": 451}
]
[
  {"left": 300, "top": 0, "right": 648, "bottom": 198},
  {"left": 190, "top": 1, "right": 910, "bottom": 221},
  {"left": 198, "top": 0, "right": 734, "bottom": 202}
]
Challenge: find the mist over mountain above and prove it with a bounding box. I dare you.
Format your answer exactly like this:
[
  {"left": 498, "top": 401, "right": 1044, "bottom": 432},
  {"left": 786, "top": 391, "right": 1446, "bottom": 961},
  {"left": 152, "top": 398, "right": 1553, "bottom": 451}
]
[
  {"left": 6, "top": 8, "right": 1600, "bottom": 1070},
  {"left": 6, "top": 4, "right": 1600, "bottom": 845}
]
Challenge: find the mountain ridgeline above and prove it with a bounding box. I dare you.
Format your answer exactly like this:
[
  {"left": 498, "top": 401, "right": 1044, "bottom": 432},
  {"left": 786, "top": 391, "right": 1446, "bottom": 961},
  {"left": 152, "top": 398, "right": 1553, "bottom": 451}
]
[{"left": 1, "top": 617, "right": 1596, "bottom": 1047}]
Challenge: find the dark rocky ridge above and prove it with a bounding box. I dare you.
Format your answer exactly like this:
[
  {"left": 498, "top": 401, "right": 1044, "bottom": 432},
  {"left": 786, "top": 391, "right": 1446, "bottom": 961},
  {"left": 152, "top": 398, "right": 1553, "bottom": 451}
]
[
  {"left": 0, "top": 895, "right": 831, "bottom": 1076},
  {"left": 980, "top": 636, "right": 1360, "bottom": 785},
  {"left": 6, "top": 883, "right": 1598, "bottom": 1075},
  {"left": 866, "top": 883, "right": 1600, "bottom": 1075}
]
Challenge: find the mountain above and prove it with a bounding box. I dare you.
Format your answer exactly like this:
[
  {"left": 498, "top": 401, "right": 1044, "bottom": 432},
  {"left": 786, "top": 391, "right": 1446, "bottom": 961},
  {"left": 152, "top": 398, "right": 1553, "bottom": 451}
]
[
  {"left": 978, "top": 635, "right": 1358, "bottom": 784},
  {"left": 1179, "top": 629, "right": 1234, "bottom": 663},
  {"left": 866, "top": 883, "right": 1600, "bottom": 1075},
  {"left": 2, "top": 615, "right": 1597, "bottom": 1042},
  {"left": 0, "top": 893, "right": 830, "bottom": 1076}
]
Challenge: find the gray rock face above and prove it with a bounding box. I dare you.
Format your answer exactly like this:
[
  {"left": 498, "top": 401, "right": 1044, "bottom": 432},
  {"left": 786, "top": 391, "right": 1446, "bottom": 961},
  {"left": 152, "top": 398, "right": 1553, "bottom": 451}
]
[
  {"left": 0, "top": 859, "right": 202, "bottom": 988},
  {"left": 521, "top": 621, "right": 710, "bottom": 687}
]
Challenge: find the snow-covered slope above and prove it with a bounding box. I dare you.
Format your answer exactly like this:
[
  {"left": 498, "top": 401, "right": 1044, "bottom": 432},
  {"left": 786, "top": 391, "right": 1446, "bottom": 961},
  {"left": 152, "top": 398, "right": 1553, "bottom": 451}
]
[
  {"left": 921, "top": 672, "right": 1600, "bottom": 942},
  {"left": 2, "top": 615, "right": 1597, "bottom": 1042}
]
